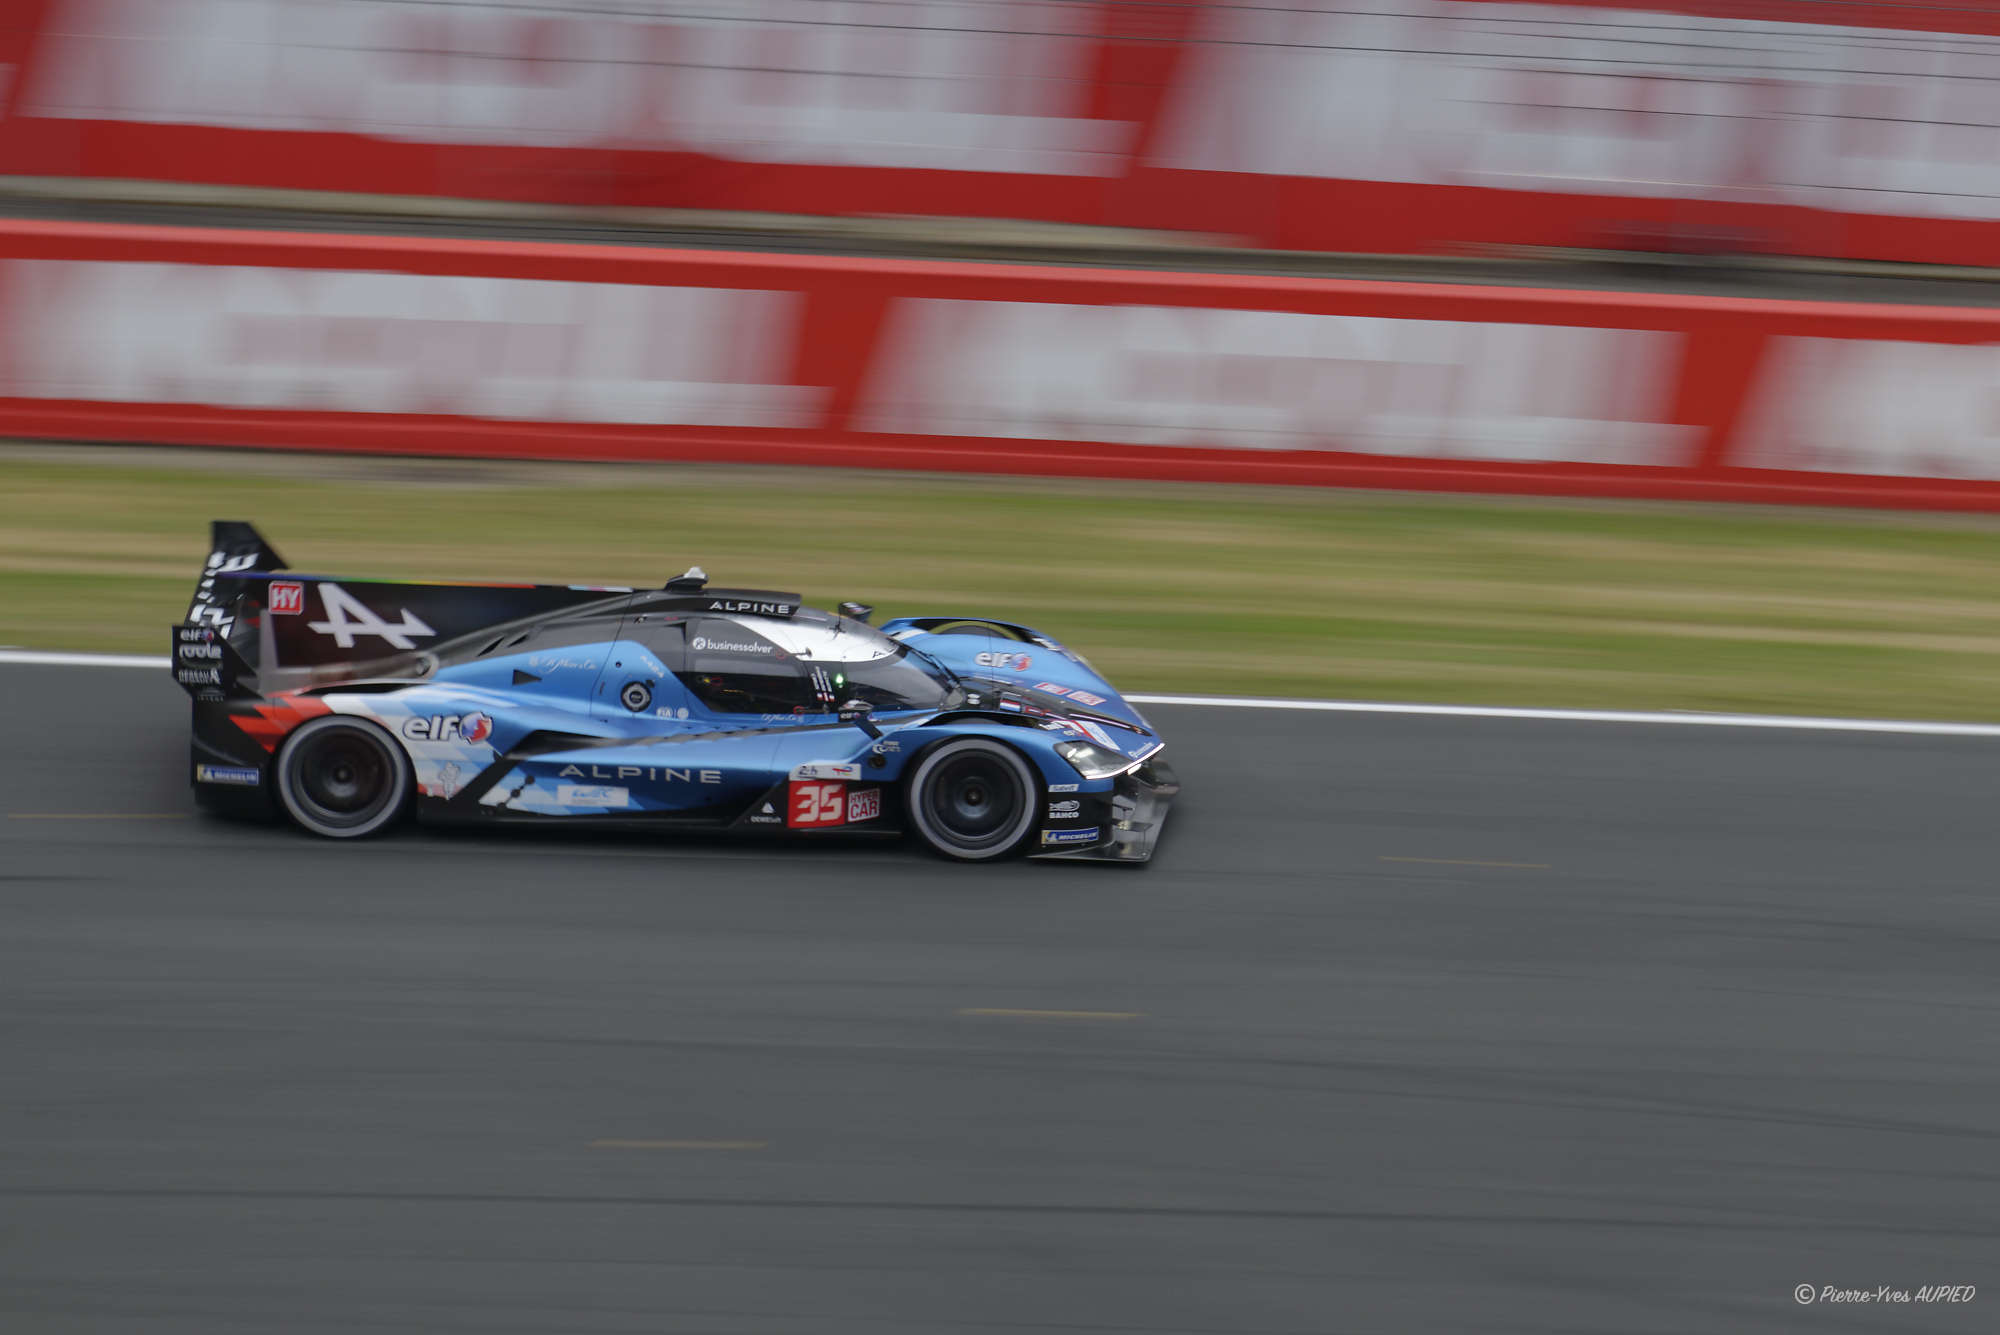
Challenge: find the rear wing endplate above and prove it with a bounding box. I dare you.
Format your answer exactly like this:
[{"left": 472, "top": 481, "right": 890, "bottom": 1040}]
[{"left": 171, "top": 622, "right": 259, "bottom": 700}]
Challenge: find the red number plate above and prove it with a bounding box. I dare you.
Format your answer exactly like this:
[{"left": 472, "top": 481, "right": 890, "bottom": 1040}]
[{"left": 788, "top": 780, "right": 847, "bottom": 828}]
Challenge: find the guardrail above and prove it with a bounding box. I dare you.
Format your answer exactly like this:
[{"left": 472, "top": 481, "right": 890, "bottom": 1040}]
[{"left": 2, "top": 218, "right": 1997, "bottom": 508}]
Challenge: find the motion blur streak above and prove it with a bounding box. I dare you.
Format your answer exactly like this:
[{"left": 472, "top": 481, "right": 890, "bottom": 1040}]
[
  {"left": 4, "top": 0, "right": 2000, "bottom": 261},
  {"left": 14, "top": 648, "right": 2000, "bottom": 734},
  {"left": 4, "top": 220, "right": 2000, "bottom": 506},
  {"left": 1, "top": 663, "right": 1992, "bottom": 1332}
]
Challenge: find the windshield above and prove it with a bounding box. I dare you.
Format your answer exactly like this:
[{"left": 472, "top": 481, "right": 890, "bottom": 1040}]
[
  {"left": 820, "top": 647, "right": 949, "bottom": 711},
  {"left": 680, "top": 615, "right": 949, "bottom": 715},
  {"left": 802, "top": 616, "right": 949, "bottom": 711}
]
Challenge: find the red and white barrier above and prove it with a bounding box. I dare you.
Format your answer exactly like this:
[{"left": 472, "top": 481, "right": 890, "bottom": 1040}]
[
  {"left": 1, "top": 218, "right": 1998, "bottom": 508},
  {"left": 3, "top": 0, "right": 1999, "bottom": 265}
]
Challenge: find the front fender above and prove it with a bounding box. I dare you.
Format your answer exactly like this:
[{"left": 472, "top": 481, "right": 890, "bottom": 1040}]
[{"left": 880, "top": 617, "right": 1141, "bottom": 723}]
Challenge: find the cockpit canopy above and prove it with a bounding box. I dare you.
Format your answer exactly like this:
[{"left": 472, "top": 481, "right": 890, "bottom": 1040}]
[{"left": 667, "top": 613, "right": 949, "bottom": 716}]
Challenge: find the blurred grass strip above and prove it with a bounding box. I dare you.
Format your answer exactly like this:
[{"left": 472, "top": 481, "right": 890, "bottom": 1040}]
[{"left": 5, "top": 448, "right": 2000, "bottom": 720}]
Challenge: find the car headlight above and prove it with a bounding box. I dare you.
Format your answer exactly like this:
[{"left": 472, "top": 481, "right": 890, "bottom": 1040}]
[{"left": 1055, "top": 740, "right": 1135, "bottom": 780}]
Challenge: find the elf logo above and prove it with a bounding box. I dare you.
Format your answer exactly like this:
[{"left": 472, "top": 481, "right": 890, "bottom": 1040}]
[{"left": 402, "top": 712, "right": 493, "bottom": 744}]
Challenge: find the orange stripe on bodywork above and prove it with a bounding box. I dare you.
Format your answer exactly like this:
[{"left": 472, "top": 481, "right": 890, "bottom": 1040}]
[{"left": 231, "top": 694, "right": 334, "bottom": 752}]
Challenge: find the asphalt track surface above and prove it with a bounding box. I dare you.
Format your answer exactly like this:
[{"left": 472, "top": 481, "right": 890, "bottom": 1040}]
[{"left": 1, "top": 663, "right": 1994, "bottom": 1334}]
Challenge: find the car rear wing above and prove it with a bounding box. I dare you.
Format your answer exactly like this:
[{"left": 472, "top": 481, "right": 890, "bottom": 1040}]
[
  {"left": 172, "top": 521, "right": 288, "bottom": 700},
  {"left": 170, "top": 520, "right": 640, "bottom": 700},
  {"left": 185, "top": 520, "right": 289, "bottom": 632}
]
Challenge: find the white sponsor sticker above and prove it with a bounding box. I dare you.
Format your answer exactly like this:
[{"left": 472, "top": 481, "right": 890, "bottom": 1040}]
[
  {"left": 791, "top": 762, "right": 862, "bottom": 781},
  {"left": 556, "top": 785, "right": 630, "bottom": 808},
  {"left": 1074, "top": 719, "right": 1119, "bottom": 750}
]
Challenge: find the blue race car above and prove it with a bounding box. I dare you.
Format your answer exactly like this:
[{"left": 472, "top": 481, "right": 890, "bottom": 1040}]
[{"left": 172, "top": 523, "right": 1178, "bottom": 863}]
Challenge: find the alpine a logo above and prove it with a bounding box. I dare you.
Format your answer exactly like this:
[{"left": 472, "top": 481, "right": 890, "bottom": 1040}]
[{"left": 308, "top": 583, "right": 437, "bottom": 650}]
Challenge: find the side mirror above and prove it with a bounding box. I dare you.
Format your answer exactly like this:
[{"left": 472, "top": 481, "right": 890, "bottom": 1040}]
[
  {"left": 837, "top": 699, "right": 882, "bottom": 739},
  {"left": 837, "top": 601, "right": 875, "bottom": 624}
]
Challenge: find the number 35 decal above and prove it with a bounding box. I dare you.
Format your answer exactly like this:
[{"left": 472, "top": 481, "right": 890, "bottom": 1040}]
[{"left": 787, "top": 781, "right": 882, "bottom": 828}]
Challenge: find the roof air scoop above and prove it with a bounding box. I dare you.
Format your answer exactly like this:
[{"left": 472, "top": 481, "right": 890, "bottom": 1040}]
[{"left": 665, "top": 566, "right": 708, "bottom": 592}]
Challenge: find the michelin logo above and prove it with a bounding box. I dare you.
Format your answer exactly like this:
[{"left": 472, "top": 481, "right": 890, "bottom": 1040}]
[
  {"left": 195, "top": 764, "right": 261, "bottom": 786},
  {"left": 1041, "top": 827, "right": 1100, "bottom": 846}
]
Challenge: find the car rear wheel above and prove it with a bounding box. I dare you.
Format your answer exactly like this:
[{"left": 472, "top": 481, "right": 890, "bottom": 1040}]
[
  {"left": 905, "top": 738, "right": 1038, "bottom": 862},
  {"left": 275, "top": 716, "right": 412, "bottom": 839}
]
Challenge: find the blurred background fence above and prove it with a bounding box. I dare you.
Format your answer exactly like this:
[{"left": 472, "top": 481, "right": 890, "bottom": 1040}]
[
  {"left": 4, "top": 0, "right": 1999, "bottom": 263},
  {"left": 3, "top": 219, "right": 1999, "bottom": 504}
]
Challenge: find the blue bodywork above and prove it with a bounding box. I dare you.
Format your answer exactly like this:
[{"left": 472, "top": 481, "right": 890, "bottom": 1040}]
[{"left": 177, "top": 526, "right": 1177, "bottom": 862}]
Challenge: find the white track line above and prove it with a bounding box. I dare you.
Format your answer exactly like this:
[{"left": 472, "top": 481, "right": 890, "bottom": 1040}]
[
  {"left": 1, "top": 649, "right": 172, "bottom": 669},
  {"left": 4, "top": 648, "right": 1995, "bottom": 738},
  {"left": 1125, "top": 693, "right": 2000, "bottom": 738}
]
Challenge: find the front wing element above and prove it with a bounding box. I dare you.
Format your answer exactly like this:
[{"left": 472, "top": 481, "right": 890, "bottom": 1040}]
[{"left": 1031, "top": 755, "right": 1180, "bottom": 864}]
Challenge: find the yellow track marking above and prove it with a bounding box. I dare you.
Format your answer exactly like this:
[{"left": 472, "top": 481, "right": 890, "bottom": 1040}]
[
  {"left": 588, "top": 1139, "right": 768, "bottom": 1151},
  {"left": 957, "top": 1008, "right": 1144, "bottom": 1021},
  {"left": 1379, "top": 856, "right": 1549, "bottom": 869}
]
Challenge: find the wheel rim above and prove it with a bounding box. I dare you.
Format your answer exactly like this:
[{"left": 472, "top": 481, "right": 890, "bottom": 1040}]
[
  {"left": 919, "top": 748, "right": 1027, "bottom": 854},
  {"left": 290, "top": 727, "right": 397, "bottom": 830}
]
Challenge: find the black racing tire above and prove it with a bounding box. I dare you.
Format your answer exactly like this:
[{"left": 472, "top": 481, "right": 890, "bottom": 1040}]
[
  {"left": 274, "top": 715, "right": 412, "bottom": 839},
  {"left": 905, "top": 738, "right": 1039, "bottom": 862}
]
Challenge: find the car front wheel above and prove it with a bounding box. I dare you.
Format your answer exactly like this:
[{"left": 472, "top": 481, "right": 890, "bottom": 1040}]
[
  {"left": 274, "top": 715, "right": 412, "bottom": 839},
  {"left": 905, "top": 738, "right": 1038, "bottom": 862}
]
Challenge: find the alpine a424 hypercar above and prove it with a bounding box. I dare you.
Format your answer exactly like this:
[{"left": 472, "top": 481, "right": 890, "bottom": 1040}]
[{"left": 173, "top": 523, "right": 1178, "bottom": 862}]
